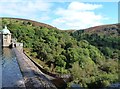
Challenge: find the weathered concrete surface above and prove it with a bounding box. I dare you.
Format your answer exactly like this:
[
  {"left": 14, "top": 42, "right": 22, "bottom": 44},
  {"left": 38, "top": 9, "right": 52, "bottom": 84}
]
[{"left": 14, "top": 48, "right": 57, "bottom": 89}]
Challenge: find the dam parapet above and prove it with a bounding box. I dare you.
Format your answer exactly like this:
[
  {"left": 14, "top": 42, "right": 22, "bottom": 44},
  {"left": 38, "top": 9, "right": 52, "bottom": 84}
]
[
  {"left": 14, "top": 48, "right": 57, "bottom": 89},
  {"left": 11, "top": 38, "right": 23, "bottom": 51}
]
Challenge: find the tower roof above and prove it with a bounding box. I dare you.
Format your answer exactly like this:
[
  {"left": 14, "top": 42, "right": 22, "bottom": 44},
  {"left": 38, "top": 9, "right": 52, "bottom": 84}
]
[{"left": 2, "top": 26, "right": 11, "bottom": 34}]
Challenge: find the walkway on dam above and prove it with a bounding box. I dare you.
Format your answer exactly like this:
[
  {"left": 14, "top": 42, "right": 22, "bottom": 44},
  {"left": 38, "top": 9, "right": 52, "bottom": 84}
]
[
  {"left": 2, "top": 48, "right": 26, "bottom": 88},
  {"left": 14, "top": 48, "right": 57, "bottom": 89}
]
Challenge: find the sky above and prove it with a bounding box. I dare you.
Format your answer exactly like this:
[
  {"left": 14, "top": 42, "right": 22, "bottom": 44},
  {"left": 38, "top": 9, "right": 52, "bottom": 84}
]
[{"left": 0, "top": 0, "right": 119, "bottom": 30}]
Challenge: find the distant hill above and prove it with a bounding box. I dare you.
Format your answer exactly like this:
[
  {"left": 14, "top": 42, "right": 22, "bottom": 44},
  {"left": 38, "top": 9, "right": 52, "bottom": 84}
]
[
  {"left": 1, "top": 17, "right": 58, "bottom": 30},
  {"left": 72, "top": 23, "right": 120, "bottom": 38},
  {"left": 2, "top": 18, "right": 119, "bottom": 35},
  {"left": 84, "top": 24, "right": 119, "bottom": 36}
]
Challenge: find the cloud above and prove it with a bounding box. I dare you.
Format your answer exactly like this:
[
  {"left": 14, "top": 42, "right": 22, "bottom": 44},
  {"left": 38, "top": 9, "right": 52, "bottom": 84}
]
[
  {"left": 0, "top": 1, "right": 108, "bottom": 30},
  {"left": 52, "top": 2, "right": 105, "bottom": 30},
  {"left": 0, "top": 0, "right": 52, "bottom": 21},
  {"left": 68, "top": 2, "right": 102, "bottom": 11}
]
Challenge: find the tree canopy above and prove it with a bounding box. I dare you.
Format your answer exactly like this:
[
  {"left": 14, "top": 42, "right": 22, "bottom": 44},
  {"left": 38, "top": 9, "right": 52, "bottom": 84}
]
[{"left": 2, "top": 18, "right": 119, "bottom": 89}]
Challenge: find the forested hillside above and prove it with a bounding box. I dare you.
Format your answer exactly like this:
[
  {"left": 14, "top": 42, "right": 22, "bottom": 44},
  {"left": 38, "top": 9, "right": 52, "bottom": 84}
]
[
  {"left": 71, "top": 24, "right": 120, "bottom": 60},
  {"left": 1, "top": 18, "right": 119, "bottom": 88}
]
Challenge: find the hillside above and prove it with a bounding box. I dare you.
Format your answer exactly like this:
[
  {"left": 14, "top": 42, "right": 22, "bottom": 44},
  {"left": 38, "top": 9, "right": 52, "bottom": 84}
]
[
  {"left": 1, "top": 17, "right": 58, "bottom": 30},
  {"left": 72, "top": 23, "right": 120, "bottom": 59},
  {"left": 1, "top": 18, "right": 119, "bottom": 89},
  {"left": 83, "top": 24, "right": 120, "bottom": 36}
]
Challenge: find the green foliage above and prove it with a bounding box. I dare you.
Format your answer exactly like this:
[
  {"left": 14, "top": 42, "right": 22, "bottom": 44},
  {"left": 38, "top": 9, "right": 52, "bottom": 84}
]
[
  {"left": 72, "top": 31, "right": 120, "bottom": 60},
  {"left": 2, "top": 18, "right": 119, "bottom": 89}
]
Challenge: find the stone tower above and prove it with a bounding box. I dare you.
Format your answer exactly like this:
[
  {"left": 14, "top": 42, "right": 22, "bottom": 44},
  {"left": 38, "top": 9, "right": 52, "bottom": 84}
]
[{"left": 1, "top": 26, "right": 11, "bottom": 47}]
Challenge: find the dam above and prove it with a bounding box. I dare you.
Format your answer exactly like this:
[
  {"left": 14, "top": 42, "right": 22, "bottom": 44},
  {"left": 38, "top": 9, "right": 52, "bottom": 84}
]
[
  {"left": 0, "top": 26, "right": 57, "bottom": 88},
  {"left": 0, "top": 28, "right": 25, "bottom": 87}
]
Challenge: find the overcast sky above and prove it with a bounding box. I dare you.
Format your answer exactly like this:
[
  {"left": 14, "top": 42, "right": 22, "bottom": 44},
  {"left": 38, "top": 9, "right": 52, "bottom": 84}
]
[{"left": 0, "top": 0, "right": 118, "bottom": 30}]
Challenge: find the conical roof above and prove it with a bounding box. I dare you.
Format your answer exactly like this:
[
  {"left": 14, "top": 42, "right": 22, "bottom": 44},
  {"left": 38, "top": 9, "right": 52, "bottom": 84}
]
[{"left": 2, "top": 26, "right": 11, "bottom": 34}]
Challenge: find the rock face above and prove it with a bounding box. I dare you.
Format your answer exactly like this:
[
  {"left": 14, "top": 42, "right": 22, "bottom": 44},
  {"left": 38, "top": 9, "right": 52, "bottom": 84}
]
[{"left": 14, "top": 48, "right": 57, "bottom": 89}]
